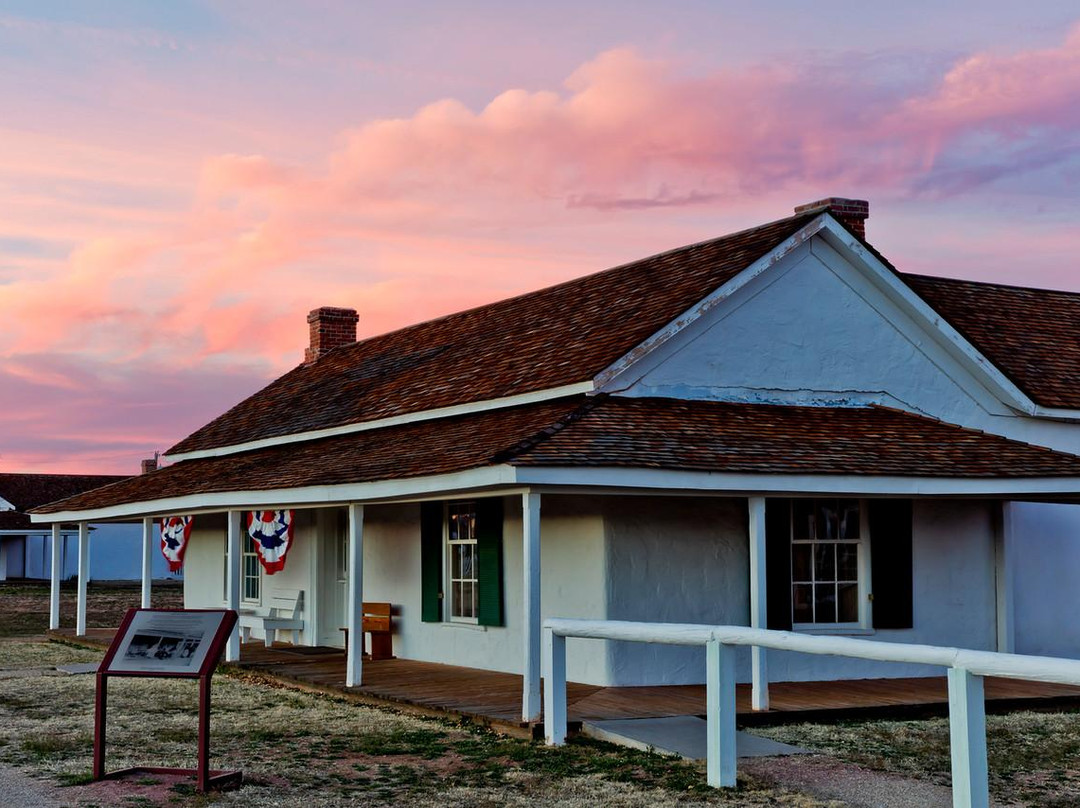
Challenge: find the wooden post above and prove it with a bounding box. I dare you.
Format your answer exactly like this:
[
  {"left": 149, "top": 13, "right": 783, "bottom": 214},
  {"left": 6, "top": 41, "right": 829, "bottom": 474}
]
[
  {"left": 543, "top": 626, "right": 566, "bottom": 745},
  {"left": 92, "top": 672, "right": 107, "bottom": 780},
  {"left": 141, "top": 517, "right": 154, "bottom": 610},
  {"left": 706, "top": 640, "right": 737, "bottom": 788},
  {"left": 948, "top": 667, "right": 989, "bottom": 808},
  {"left": 76, "top": 523, "right": 90, "bottom": 636},
  {"left": 197, "top": 674, "right": 212, "bottom": 792},
  {"left": 748, "top": 496, "right": 769, "bottom": 710},
  {"left": 49, "top": 524, "right": 62, "bottom": 630},
  {"left": 522, "top": 492, "right": 542, "bottom": 722},
  {"left": 994, "top": 501, "right": 1015, "bottom": 654},
  {"left": 345, "top": 504, "right": 364, "bottom": 687},
  {"left": 226, "top": 511, "right": 242, "bottom": 662}
]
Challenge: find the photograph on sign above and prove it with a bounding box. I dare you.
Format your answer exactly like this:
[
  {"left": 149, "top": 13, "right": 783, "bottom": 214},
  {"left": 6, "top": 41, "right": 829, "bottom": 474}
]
[{"left": 107, "top": 611, "right": 228, "bottom": 674}]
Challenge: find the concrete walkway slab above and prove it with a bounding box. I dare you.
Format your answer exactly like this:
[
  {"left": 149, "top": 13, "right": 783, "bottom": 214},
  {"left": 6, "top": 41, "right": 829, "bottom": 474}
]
[
  {"left": 56, "top": 662, "right": 98, "bottom": 675},
  {"left": 582, "top": 715, "right": 808, "bottom": 760}
]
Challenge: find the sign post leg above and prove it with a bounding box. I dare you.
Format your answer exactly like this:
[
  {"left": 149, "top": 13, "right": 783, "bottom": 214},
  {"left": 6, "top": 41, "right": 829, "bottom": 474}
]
[
  {"left": 198, "top": 675, "right": 211, "bottom": 793},
  {"left": 92, "top": 673, "right": 107, "bottom": 780}
]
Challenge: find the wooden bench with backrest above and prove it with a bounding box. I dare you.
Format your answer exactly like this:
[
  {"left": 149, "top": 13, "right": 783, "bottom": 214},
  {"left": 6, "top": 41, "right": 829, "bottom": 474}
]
[
  {"left": 239, "top": 588, "right": 304, "bottom": 648},
  {"left": 340, "top": 602, "right": 394, "bottom": 660}
]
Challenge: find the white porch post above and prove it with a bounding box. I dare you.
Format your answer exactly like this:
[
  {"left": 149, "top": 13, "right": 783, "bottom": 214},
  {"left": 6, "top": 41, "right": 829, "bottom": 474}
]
[
  {"left": 748, "top": 495, "right": 769, "bottom": 710},
  {"left": 994, "top": 501, "right": 1016, "bottom": 654},
  {"left": 226, "top": 510, "right": 242, "bottom": 662},
  {"left": 522, "top": 492, "right": 542, "bottom": 722},
  {"left": 948, "top": 667, "right": 990, "bottom": 808},
  {"left": 49, "top": 524, "right": 62, "bottom": 630},
  {"left": 76, "top": 522, "right": 90, "bottom": 636},
  {"left": 140, "top": 517, "right": 154, "bottom": 609},
  {"left": 346, "top": 503, "right": 365, "bottom": 687},
  {"left": 706, "top": 639, "right": 738, "bottom": 788}
]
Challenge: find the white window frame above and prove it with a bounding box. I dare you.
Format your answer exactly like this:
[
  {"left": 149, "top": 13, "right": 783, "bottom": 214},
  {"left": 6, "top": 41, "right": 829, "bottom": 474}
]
[
  {"left": 790, "top": 498, "right": 872, "bottom": 632},
  {"left": 242, "top": 531, "right": 261, "bottom": 605},
  {"left": 444, "top": 501, "right": 479, "bottom": 624}
]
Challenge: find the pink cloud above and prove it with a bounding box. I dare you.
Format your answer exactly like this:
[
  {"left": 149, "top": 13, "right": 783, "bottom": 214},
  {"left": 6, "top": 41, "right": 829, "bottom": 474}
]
[{"left": 5, "top": 30, "right": 1080, "bottom": 471}]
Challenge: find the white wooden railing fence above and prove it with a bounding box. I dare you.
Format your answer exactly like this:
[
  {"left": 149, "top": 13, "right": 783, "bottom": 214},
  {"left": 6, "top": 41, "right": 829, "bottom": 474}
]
[{"left": 543, "top": 618, "right": 1080, "bottom": 808}]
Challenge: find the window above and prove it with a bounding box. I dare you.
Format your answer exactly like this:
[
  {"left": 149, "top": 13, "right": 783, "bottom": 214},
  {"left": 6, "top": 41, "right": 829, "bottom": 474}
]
[
  {"left": 446, "top": 502, "right": 478, "bottom": 621},
  {"left": 791, "top": 499, "right": 864, "bottom": 627},
  {"left": 242, "top": 532, "right": 261, "bottom": 603},
  {"left": 421, "top": 498, "right": 503, "bottom": 627}
]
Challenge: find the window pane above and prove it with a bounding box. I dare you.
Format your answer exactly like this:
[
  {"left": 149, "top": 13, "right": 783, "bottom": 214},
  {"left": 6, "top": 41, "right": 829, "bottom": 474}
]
[
  {"left": 792, "top": 501, "right": 815, "bottom": 540},
  {"left": 838, "top": 500, "right": 860, "bottom": 539},
  {"left": 461, "top": 582, "right": 475, "bottom": 618},
  {"left": 792, "top": 544, "right": 812, "bottom": 581},
  {"left": 793, "top": 584, "right": 814, "bottom": 623},
  {"left": 837, "top": 544, "right": 858, "bottom": 581},
  {"left": 814, "top": 583, "right": 837, "bottom": 623},
  {"left": 838, "top": 583, "right": 859, "bottom": 623},
  {"left": 813, "top": 543, "right": 835, "bottom": 582},
  {"left": 451, "top": 544, "right": 462, "bottom": 579},
  {"left": 818, "top": 500, "right": 839, "bottom": 540},
  {"left": 461, "top": 545, "right": 474, "bottom": 579}
]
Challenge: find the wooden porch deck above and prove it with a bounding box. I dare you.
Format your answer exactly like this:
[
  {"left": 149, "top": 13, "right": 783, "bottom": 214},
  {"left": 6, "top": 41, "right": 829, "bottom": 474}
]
[{"left": 49, "top": 628, "right": 1080, "bottom": 736}]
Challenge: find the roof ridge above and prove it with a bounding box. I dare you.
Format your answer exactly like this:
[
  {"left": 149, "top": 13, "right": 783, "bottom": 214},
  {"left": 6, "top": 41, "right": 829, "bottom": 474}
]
[{"left": 490, "top": 394, "right": 609, "bottom": 464}]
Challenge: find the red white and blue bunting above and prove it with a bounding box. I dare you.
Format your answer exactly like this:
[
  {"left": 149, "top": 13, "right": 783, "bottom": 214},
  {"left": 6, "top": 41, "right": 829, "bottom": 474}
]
[
  {"left": 159, "top": 515, "right": 194, "bottom": 572},
  {"left": 247, "top": 510, "right": 294, "bottom": 574}
]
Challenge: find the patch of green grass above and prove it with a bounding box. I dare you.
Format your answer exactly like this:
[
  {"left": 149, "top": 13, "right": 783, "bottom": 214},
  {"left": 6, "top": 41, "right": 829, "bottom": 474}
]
[
  {"left": 22, "top": 732, "right": 88, "bottom": 760},
  {"left": 56, "top": 770, "right": 95, "bottom": 786},
  {"left": 350, "top": 727, "right": 451, "bottom": 759}
]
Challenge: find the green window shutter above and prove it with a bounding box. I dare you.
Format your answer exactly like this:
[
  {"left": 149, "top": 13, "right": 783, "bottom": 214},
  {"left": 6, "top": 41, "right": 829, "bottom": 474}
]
[
  {"left": 765, "top": 498, "right": 793, "bottom": 630},
  {"left": 475, "top": 497, "right": 505, "bottom": 627},
  {"left": 420, "top": 502, "right": 443, "bottom": 623},
  {"left": 869, "top": 499, "right": 914, "bottom": 629}
]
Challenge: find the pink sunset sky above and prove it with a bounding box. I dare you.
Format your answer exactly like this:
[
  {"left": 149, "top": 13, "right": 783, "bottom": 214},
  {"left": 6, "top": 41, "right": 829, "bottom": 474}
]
[{"left": 2, "top": 1, "right": 1080, "bottom": 474}]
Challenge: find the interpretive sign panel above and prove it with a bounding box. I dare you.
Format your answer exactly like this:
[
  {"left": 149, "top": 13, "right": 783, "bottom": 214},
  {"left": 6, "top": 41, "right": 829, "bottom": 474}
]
[
  {"left": 94, "top": 609, "right": 240, "bottom": 792},
  {"left": 106, "top": 610, "right": 225, "bottom": 675}
]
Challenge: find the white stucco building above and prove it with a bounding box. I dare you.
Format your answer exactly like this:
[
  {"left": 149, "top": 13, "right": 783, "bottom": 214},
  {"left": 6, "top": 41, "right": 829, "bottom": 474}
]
[{"left": 31, "top": 198, "right": 1080, "bottom": 722}]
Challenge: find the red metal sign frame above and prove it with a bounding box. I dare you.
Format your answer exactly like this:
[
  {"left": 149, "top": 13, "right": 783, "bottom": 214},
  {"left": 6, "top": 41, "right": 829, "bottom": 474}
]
[{"left": 92, "top": 608, "right": 241, "bottom": 792}]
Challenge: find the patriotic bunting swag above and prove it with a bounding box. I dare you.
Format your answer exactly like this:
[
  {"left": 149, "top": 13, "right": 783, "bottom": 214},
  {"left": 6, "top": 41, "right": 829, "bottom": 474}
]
[
  {"left": 160, "top": 516, "right": 194, "bottom": 572},
  {"left": 247, "top": 510, "right": 294, "bottom": 574}
]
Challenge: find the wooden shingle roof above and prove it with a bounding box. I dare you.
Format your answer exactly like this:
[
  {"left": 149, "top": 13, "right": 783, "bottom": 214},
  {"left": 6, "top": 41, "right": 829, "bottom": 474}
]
[
  {"left": 0, "top": 473, "right": 129, "bottom": 529},
  {"left": 904, "top": 274, "right": 1080, "bottom": 409},
  {"left": 34, "top": 397, "right": 1080, "bottom": 516}
]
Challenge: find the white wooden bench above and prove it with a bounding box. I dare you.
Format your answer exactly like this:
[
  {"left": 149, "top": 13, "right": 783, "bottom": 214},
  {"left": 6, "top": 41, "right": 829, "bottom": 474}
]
[{"left": 238, "top": 588, "right": 304, "bottom": 648}]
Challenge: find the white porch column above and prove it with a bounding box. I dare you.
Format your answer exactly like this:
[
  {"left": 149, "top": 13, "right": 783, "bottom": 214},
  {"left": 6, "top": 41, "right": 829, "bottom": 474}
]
[
  {"left": 522, "top": 492, "right": 542, "bottom": 722},
  {"left": 994, "top": 501, "right": 1016, "bottom": 654},
  {"left": 76, "top": 523, "right": 90, "bottom": 636},
  {"left": 140, "top": 517, "right": 154, "bottom": 609},
  {"left": 748, "top": 496, "right": 769, "bottom": 710},
  {"left": 345, "top": 504, "right": 365, "bottom": 687},
  {"left": 49, "top": 524, "right": 62, "bottom": 630},
  {"left": 226, "top": 510, "right": 242, "bottom": 662},
  {"left": 948, "top": 667, "right": 990, "bottom": 808}
]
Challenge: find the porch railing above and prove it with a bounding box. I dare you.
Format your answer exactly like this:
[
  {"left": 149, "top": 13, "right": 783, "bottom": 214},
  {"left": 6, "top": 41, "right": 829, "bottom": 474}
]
[{"left": 542, "top": 618, "right": 1080, "bottom": 808}]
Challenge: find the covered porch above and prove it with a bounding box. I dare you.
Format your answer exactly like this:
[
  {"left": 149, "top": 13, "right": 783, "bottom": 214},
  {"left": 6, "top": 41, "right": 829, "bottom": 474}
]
[{"left": 49, "top": 627, "right": 1080, "bottom": 737}]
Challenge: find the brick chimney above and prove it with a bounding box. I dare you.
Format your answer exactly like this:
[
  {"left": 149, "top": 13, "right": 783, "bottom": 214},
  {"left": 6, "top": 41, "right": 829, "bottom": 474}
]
[
  {"left": 794, "top": 197, "right": 870, "bottom": 239},
  {"left": 141, "top": 456, "right": 158, "bottom": 474},
  {"left": 305, "top": 306, "right": 359, "bottom": 364}
]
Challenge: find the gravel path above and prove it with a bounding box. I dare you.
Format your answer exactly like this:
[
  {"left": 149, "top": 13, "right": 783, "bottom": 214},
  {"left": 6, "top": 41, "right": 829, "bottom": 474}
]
[
  {"left": 742, "top": 754, "right": 960, "bottom": 808},
  {"left": 0, "top": 765, "right": 67, "bottom": 808}
]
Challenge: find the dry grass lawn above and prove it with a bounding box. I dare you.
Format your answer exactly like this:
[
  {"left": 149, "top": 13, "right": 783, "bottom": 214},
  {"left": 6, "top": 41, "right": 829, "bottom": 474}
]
[
  {"left": 0, "top": 581, "right": 183, "bottom": 636},
  {"left": 0, "top": 639, "right": 835, "bottom": 807},
  {"left": 758, "top": 711, "right": 1080, "bottom": 807}
]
